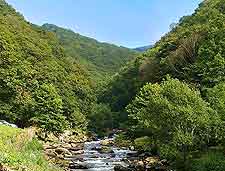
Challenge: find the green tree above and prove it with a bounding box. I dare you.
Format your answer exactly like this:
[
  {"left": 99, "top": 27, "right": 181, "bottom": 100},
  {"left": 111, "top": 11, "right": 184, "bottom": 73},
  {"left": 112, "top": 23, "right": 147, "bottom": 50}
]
[
  {"left": 88, "top": 103, "right": 114, "bottom": 135},
  {"left": 207, "top": 83, "right": 225, "bottom": 120},
  {"left": 32, "top": 83, "right": 68, "bottom": 134},
  {"left": 206, "top": 83, "right": 225, "bottom": 145},
  {"left": 0, "top": 1, "right": 93, "bottom": 133},
  {"left": 127, "top": 77, "right": 218, "bottom": 168}
]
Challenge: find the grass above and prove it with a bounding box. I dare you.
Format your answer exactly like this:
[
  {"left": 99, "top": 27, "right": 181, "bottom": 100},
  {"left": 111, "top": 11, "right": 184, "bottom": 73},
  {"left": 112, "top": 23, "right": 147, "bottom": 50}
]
[{"left": 0, "top": 125, "right": 62, "bottom": 171}]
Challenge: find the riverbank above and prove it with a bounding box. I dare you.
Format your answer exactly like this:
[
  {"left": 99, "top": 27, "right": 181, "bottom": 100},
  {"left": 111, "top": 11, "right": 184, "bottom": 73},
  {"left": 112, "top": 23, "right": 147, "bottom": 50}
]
[
  {"left": 0, "top": 125, "right": 62, "bottom": 171},
  {"left": 0, "top": 125, "right": 169, "bottom": 171},
  {"left": 42, "top": 129, "right": 89, "bottom": 169},
  {"left": 43, "top": 131, "right": 169, "bottom": 171}
]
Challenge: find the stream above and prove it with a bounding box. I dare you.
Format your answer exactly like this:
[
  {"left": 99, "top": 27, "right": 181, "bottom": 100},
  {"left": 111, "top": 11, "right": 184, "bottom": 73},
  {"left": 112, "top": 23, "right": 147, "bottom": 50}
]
[{"left": 69, "top": 138, "right": 137, "bottom": 171}]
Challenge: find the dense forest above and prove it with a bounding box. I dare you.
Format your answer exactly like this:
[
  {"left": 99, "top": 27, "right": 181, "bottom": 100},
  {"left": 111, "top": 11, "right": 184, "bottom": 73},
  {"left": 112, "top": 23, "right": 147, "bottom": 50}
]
[
  {"left": 99, "top": 0, "right": 225, "bottom": 170},
  {"left": 0, "top": 0, "right": 96, "bottom": 134},
  {"left": 0, "top": 0, "right": 137, "bottom": 135},
  {"left": 42, "top": 24, "right": 138, "bottom": 82},
  {"left": 2, "top": 0, "right": 225, "bottom": 170}
]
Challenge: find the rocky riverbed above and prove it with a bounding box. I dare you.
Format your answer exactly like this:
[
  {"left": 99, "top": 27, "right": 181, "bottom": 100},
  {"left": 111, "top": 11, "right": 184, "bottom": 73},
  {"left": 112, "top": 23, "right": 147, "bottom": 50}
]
[
  {"left": 68, "top": 138, "right": 138, "bottom": 170},
  {"left": 43, "top": 132, "right": 169, "bottom": 171},
  {"left": 0, "top": 122, "right": 169, "bottom": 171}
]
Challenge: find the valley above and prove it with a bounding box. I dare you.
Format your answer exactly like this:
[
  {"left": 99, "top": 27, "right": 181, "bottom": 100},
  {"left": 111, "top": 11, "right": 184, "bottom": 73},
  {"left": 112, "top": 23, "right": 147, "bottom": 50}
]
[{"left": 1, "top": 0, "right": 225, "bottom": 171}]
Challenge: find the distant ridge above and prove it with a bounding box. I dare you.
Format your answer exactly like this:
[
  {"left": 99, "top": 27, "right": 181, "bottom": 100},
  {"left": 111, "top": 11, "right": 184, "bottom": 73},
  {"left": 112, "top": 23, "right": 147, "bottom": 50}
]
[
  {"left": 42, "top": 23, "right": 138, "bottom": 81},
  {"left": 133, "top": 45, "right": 153, "bottom": 52}
]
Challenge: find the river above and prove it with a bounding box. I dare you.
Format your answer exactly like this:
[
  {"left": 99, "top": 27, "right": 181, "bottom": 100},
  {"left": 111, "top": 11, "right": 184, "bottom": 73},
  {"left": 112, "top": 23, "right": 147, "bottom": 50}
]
[{"left": 69, "top": 138, "right": 137, "bottom": 171}]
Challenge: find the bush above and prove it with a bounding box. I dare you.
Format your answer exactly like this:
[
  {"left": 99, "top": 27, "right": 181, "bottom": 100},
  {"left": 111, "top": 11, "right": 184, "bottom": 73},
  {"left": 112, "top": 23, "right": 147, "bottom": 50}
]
[
  {"left": 114, "top": 133, "right": 132, "bottom": 148},
  {"left": 127, "top": 77, "right": 219, "bottom": 167},
  {"left": 191, "top": 151, "right": 225, "bottom": 171},
  {"left": 134, "top": 136, "right": 153, "bottom": 152},
  {"left": 88, "top": 103, "right": 114, "bottom": 135}
]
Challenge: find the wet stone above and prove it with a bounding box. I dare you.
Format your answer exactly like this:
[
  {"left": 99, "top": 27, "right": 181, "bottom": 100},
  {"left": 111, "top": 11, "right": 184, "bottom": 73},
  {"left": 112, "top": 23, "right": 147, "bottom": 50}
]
[{"left": 69, "top": 138, "right": 137, "bottom": 171}]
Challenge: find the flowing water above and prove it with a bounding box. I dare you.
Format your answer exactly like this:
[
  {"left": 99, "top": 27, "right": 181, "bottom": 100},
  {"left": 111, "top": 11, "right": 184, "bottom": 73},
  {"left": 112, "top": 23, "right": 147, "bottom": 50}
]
[{"left": 70, "top": 138, "right": 137, "bottom": 171}]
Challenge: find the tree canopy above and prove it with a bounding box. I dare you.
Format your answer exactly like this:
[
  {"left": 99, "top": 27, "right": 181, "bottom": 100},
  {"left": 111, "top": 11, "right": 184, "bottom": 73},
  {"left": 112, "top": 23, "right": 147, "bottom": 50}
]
[
  {"left": 127, "top": 78, "right": 219, "bottom": 159},
  {"left": 42, "top": 24, "right": 138, "bottom": 83},
  {"left": 0, "top": 0, "right": 95, "bottom": 134}
]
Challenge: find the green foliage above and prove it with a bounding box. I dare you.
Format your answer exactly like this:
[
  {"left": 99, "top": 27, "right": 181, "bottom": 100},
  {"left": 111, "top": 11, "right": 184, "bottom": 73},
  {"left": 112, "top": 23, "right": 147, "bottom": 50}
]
[
  {"left": 0, "top": 1, "right": 94, "bottom": 133},
  {"left": 114, "top": 133, "right": 132, "bottom": 147},
  {"left": 127, "top": 78, "right": 219, "bottom": 159},
  {"left": 141, "top": 0, "right": 225, "bottom": 90},
  {"left": 191, "top": 151, "right": 225, "bottom": 171},
  {"left": 97, "top": 0, "right": 225, "bottom": 169},
  {"left": 207, "top": 82, "right": 225, "bottom": 120},
  {"left": 0, "top": 125, "right": 62, "bottom": 171},
  {"left": 42, "top": 24, "right": 138, "bottom": 83},
  {"left": 99, "top": 57, "right": 144, "bottom": 115},
  {"left": 102, "top": 0, "right": 225, "bottom": 120},
  {"left": 88, "top": 103, "right": 114, "bottom": 134},
  {"left": 206, "top": 83, "right": 225, "bottom": 145},
  {"left": 31, "top": 83, "right": 68, "bottom": 134},
  {"left": 134, "top": 136, "right": 153, "bottom": 152},
  {"left": 160, "top": 144, "right": 179, "bottom": 161},
  {"left": 69, "top": 111, "right": 88, "bottom": 130}
]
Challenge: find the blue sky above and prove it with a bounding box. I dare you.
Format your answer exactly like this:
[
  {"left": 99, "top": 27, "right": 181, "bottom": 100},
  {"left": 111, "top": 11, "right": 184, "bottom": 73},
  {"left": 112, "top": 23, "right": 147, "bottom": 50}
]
[{"left": 6, "top": 0, "right": 202, "bottom": 48}]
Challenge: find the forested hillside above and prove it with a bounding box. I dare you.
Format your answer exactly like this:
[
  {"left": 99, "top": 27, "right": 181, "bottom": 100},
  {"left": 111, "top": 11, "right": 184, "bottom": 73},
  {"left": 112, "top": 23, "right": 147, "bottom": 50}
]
[
  {"left": 100, "top": 0, "right": 225, "bottom": 169},
  {"left": 101, "top": 0, "right": 225, "bottom": 120},
  {"left": 42, "top": 24, "right": 138, "bottom": 81},
  {"left": 3, "top": 0, "right": 225, "bottom": 169},
  {"left": 0, "top": 0, "right": 95, "bottom": 133},
  {"left": 133, "top": 45, "right": 153, "bottom": 52}
]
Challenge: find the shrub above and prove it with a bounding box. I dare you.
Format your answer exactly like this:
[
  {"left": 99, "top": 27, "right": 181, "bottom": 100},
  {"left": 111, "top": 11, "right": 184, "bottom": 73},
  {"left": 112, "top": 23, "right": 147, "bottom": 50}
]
[
  {"left": 191, "top": 151, "right": 225, "bottom": 171},
  {"left": 134, "top": 136, "right": 153, "bottom": 152}
]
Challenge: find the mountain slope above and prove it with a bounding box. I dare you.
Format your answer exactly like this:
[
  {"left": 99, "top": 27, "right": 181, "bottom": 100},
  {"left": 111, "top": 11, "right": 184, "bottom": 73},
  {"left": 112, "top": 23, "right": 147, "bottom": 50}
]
[
  {"left": 111, "top": 0, "right": 225, "bottom": 168},
  {"left": 133, "top": 45, "right": 153, "bottom": 52},
  {"left": 0, "top": 0, "right": 94, "bottom": 132},
  {"left": 42, "top": 24, "right": 138, "bottom": 81},
  {"left": 101, "top": 0, "right": 225, "bottom": 115}
]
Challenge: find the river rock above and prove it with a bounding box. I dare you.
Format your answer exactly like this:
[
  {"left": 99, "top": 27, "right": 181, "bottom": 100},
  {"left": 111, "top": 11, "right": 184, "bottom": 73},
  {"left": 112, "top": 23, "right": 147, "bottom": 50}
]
[
  {"left": 134, "top": 161, "right": 145, "bottom": 171},
  {"left": 43, "top": 144, "right": 53, "bottom": 150},
  {"left": 99, "top": 146, "right": 114, "bottom": 154},
  {"left": 70, "top": 143, "right": 84, "bottom": 150},
  {"left": 71, "top": 150, "right": 84, "bottom": 155},
  {"left": 114, "top": 165, "right": 133, "bottom": 171},
  {"left": 160, "top": 159, "right": 168, "bottom": 165},
  {"left": 69, "top": 163, "right": 88, "bottom": 169},
  {"left": 145, "top": 156, "right": 160, "bottom": 165},
  {"left": 146, "top": 163, "right": 167, "bottom": 171},
  {"left": 127, "top": 151, "right": 138, "bottom": 157},
  {"left": 45, "top": 149, "right": 58, "bottom": 158},
  {"left": 51, "top": 143, "right": 61, "bottom": 149},
  {"left": 55, "top": 147, "right": 72, "bottom": 156},
  {"left": 0, "top": 163, "right": 8, "bottom": 171},
  {"left": 100, "top": 139, "right": 114, "bottom": 146},
  {"left": 139, "top": 152, "right": 152, "bottom": 158},
  {"left": 61, "top": 143, "right": 72, "bottom": 149}
]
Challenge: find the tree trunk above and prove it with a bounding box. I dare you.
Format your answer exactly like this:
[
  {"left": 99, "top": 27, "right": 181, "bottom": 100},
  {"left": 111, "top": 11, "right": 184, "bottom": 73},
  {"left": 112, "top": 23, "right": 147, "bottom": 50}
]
[{"left": 183, "top": 144, "right": 188, "bottom": 171}]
